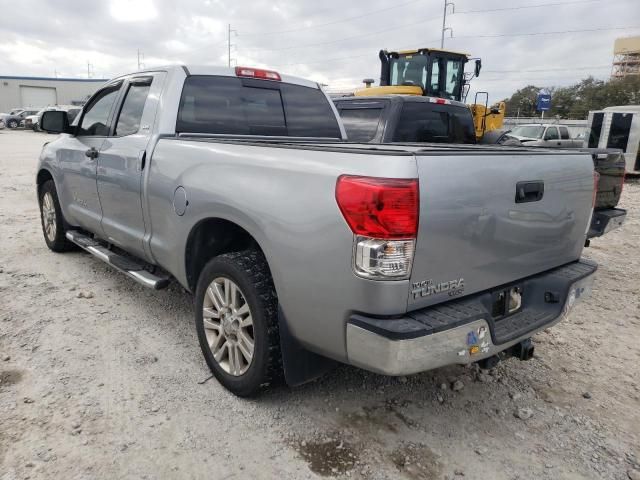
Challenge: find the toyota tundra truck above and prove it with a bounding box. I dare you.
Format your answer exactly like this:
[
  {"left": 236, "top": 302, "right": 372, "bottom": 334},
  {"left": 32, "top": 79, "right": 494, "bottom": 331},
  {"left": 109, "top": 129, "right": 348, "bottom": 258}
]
[{"left": 37, "top": 65, "right": 598, "bottom": 396}]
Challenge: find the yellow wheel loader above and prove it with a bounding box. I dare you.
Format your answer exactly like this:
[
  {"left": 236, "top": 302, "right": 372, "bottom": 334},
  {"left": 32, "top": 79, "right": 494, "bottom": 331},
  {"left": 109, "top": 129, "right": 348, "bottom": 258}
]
[{"left": 354, "top": 48, "right": 505, "bottom": 141}]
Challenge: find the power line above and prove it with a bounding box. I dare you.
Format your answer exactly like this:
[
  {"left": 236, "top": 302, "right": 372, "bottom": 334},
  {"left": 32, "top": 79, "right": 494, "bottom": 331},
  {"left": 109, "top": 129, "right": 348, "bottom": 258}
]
[
  {"left": 272, "top": 41, "right": 442, "bottom": 67},
  {"left": 452, "top": 25, "right": 640, "bottom": 39},
  {"left": 483, "top": 65, "right": 610, "bottom": 73},
  {"left": 454, "top": 0, "right": 601, "bottom": 14},
  {"left": 239, "top": 0, "right": 422, "bottom": 37},
  {"left": 241, "top": 18, "right": 437, "bottom": 53}
]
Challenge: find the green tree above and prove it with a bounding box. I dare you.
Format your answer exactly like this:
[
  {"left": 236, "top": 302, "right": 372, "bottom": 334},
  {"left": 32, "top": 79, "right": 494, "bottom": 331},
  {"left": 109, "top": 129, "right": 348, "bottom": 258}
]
[
  {"left": 502, "top": 76, "right": 640, "bottom": 119},
  {"left": 503, "top": 85, "right": 541, "bottom": 117}
]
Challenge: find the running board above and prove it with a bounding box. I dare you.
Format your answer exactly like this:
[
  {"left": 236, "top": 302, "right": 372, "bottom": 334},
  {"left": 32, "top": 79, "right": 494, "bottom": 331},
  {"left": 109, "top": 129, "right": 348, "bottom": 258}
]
[{"left": 65, "top": 231, "right": 170, "bottom": 290}]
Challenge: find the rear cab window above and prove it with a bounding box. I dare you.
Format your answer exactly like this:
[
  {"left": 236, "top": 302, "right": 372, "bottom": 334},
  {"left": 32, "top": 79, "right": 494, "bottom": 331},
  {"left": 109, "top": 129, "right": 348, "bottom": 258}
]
[
  {"left": 176, "top": 75, "right": 341, "bottom": 138},
  {"left": 335, "top": 101, "right": 386, "bottom": 142},
  {"left": 559, "top": 126, "right": 570, "bottom": 140},
  {"left": 392, "top": 102, "right": 476, "bottom": 144}
]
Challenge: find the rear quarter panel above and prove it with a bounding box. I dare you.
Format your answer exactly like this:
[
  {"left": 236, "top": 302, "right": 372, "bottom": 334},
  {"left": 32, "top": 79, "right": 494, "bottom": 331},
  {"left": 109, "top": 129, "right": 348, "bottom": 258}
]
[{"left": 146, "top": 139, "right": 417, "bottom": 361}]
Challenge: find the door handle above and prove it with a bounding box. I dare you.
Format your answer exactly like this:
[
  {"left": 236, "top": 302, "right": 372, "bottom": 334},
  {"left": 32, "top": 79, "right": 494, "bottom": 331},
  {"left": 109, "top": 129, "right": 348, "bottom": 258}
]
[
  {"left": 85, "top": 147, "right": 99, "bottom": 159},
  {"left": 515, "top": 181, "right": 544, "bottom": 203}
]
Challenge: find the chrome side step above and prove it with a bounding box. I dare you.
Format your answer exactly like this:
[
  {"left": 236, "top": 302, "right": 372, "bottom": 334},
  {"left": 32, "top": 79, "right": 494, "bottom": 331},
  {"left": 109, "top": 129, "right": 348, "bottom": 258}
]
[{"left": 66, "top": 231, "right": 170, "bottom": 290}]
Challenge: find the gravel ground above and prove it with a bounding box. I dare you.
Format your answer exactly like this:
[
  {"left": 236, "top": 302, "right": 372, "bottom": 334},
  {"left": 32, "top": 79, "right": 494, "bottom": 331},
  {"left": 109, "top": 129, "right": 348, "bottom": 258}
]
[{"left": 1, "top": 130, "right": 639, "bottom": 480}]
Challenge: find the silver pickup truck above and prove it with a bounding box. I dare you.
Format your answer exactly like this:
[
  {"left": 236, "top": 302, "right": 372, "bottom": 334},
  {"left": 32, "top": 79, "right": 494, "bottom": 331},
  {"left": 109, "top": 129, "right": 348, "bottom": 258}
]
[
  {"left": 505, "top": 124, "right": 584, "bottom": 148},
  {"left": 37, "top": 65, "right": 598, "bottom": 396}
]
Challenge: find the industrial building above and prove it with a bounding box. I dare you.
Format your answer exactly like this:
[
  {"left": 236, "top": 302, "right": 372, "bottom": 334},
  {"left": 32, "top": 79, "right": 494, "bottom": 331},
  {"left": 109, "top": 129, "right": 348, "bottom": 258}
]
[
  {"left": 0, "top": 75, "right": 107, "bottom": 113},
  {"left": 611, "top": 35, "right": 640, "bottom": 79}
]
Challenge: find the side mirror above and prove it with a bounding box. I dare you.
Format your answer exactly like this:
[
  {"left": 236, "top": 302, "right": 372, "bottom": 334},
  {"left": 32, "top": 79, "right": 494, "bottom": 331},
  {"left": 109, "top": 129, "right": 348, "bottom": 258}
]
[
  {"left": 41, "top": 110, "right": 71, "bottom": 134},
  {"left": 474, "top": 59, "right": 482, "bottom": 77}
]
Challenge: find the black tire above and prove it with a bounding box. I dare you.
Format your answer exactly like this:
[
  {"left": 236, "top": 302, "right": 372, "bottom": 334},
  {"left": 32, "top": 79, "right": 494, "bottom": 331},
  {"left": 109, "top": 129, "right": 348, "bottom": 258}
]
[
  {"left": 195, "top": 249, "right": 282, "bottom": 397},
  {"left": 8, "top": 120, "right": 18, "bottom": 129},
  {"left": 38, "top": 180, "right": 75, "bottom": 252}
]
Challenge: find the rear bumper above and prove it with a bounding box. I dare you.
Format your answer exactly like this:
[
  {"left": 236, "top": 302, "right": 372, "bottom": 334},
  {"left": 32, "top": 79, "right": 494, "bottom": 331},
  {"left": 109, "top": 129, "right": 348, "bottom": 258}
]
[
  {"left": 588, "top": 208, "right": 626, "bottom": 238},
  {"left": 346, "top": 258, "right": 597, "bottom": 376}
]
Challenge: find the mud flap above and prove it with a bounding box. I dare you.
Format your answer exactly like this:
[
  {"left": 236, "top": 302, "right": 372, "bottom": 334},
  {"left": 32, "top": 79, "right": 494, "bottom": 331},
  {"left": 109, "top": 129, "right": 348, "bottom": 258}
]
[{"left": 278, "top": 307, "right": 337, "bottom": 387}]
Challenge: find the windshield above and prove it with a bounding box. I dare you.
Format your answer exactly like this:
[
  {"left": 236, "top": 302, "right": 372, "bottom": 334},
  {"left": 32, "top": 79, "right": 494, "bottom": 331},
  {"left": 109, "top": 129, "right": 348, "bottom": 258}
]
[
  {"left": 390, "top": 55, "right": 428, "bottom": 90},
  {"left": 510, "top": 125, "right": 545, "bottom": 139}
]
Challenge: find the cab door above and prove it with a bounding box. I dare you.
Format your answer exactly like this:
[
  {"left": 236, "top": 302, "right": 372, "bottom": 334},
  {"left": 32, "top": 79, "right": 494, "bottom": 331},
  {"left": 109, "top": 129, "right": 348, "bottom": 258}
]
[
  {"left": 543, "top": 126, "right": 562, "bottom": 147},
  {"left": 56, "top": 82, "right": 123, "bottom": 235},
  {"left": 96, "top": 73, "right": 165, "bottom": 261}
]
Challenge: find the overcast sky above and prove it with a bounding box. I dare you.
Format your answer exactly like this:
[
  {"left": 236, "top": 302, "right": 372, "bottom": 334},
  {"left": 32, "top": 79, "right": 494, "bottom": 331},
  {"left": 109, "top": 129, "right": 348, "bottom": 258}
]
[{"left": 0, "top": 0, "right": 638, "bottom": 100}]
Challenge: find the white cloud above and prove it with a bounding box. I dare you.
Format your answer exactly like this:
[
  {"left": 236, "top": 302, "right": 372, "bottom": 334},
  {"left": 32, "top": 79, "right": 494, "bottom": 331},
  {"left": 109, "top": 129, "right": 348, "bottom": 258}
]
[
  {"left": 0, "top": 0, "right": 637, "bottom": 101},
  {"left": 110, "top": 0, "right": 158, "bottom": 22}
]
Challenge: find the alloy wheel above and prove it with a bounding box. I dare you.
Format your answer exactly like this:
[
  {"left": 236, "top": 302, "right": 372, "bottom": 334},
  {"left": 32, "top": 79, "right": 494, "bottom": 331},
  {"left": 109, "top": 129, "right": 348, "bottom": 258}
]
[
  {"left": 202, "top": 277, "right": 255, "bottom": 376},
  {"left": 41, "top": 192, "right": 57, "bottom": 242}
]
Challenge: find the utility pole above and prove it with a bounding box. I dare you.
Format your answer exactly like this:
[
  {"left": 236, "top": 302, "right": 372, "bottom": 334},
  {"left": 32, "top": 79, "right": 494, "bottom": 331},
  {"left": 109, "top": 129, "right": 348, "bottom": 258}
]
[
  {"left": 137, "top": 49, "right": 144, "bottom": 70},
  {"left": 227, "top": 24, "right": 237, "bottom": 67},
  {"left": 441, "top": 0, "right": 455, "bottom": 48},
  {"left": 87, "top": 61, "right": 93, "bottom": 79}
]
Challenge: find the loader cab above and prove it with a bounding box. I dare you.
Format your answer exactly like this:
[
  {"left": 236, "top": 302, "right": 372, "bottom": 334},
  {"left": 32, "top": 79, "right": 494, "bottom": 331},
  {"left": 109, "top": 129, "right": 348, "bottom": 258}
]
[{"left": 366, "top": 48, "right": 474, "bottom": 102}]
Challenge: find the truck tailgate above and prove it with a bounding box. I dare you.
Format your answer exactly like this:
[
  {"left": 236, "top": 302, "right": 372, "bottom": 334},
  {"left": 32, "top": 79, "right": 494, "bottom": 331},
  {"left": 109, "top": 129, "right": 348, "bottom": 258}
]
[{"left": 409, "top": 151, "right": 595, "bottom": 309}]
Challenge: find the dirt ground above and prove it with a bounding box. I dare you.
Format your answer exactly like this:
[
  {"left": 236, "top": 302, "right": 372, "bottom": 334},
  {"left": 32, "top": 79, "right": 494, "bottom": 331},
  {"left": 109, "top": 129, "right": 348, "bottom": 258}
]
[{"left": 1, "top": 129, "right": 639, "bottom": 480}]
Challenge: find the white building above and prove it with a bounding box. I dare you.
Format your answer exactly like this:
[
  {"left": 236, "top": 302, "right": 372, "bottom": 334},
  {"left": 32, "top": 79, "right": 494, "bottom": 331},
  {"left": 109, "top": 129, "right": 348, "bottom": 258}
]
[{"left": 0, "top": 75, "right": 107, "bottom": 112}]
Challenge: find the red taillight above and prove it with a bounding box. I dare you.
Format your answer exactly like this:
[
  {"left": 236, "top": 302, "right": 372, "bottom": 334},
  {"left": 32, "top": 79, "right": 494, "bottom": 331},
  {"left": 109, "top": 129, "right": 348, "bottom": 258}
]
[
  {"left": 335, "top": 176, "right": 419, "bottom": 239},
  {"left": 235, "top": 66, "right": 281, "bottom": 81},
  {"left": 592, "top": 171, "right": 600, "bottom": 208}
]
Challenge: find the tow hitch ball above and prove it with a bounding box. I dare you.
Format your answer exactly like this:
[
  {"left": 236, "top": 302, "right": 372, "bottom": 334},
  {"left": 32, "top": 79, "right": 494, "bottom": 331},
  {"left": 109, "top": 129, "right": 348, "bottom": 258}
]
[{"left": 477, "top": 338, "right": 535, "bottom": 369}]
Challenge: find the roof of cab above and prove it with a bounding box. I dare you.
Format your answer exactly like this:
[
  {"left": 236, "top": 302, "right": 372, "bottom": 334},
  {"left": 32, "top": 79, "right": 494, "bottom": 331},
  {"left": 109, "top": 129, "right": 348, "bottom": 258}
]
[
  {"left": 333, "top": 95, "right": 469, "bottom": 109},
  {"left": 114, "top": 64, "right": 320, "bottom": 90}
]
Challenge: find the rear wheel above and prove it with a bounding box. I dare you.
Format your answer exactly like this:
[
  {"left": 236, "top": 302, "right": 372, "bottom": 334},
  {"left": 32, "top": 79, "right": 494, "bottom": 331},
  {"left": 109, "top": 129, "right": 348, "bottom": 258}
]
[
  {"left": 195, "top": 249, "right": 281, "bottom": 397},
  {"left": 38, "top": 180, "right": 75, "bottom": 252}
]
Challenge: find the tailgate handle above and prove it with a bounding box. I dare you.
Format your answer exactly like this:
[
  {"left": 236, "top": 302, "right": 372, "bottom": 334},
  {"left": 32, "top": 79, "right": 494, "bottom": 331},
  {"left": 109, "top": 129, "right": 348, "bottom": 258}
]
[{"left": 515, "top": 181, "right": 544, "bottom": 203}]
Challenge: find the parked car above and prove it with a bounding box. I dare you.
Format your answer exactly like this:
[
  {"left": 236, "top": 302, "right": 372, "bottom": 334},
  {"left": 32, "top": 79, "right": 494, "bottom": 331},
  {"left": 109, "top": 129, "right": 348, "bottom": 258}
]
[
  {"left": 0, "top": 119, "right": 5, "bottom": 130},
  {"left": 1, "top": 108, "right": 40, "bottom": 129},
  {"left": 23, "top": 108, "right": 52, "bottom": 130},
  {"left": 37, "top": 65, "right": 597, "bottom": 396},
  {"left": 335, "top": 100, "right": 625, "bottom": 241},
  {"left": 26, "top": 106, "right": 81, "bottom": 131},
  {"left": 504, "top": 124, "right": 583, "bottom": 148}
]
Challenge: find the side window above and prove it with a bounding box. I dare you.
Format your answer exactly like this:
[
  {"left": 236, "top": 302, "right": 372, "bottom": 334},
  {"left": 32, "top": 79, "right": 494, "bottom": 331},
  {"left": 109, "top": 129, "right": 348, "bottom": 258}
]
[
  {"left": 114, "top": 83, "right": 151, "bottom": 136},
  {"left": 67, "top": 109, "right": 81, "bottom": 124},
  {"left": 607, "top": 113, "right": 632, "bottom": 151},
  {"left": 559, "top": 126, "right": 570, "bottom": 139},
  {"left": 77, "top": 84, "right": 121, "bottom": 136},
  {"left": 337, "top": 107, "right": 383, "bottom": 142},
  {"left": 544, "top": 127, "right": 559, "bottom": 140},
  {"left": 588, "top": 113, "right": 604, "bottom": 148}
]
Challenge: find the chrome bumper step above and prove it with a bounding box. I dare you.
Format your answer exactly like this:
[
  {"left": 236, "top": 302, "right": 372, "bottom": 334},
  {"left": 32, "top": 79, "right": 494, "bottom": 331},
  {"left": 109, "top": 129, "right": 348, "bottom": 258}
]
[{"left": 65, "top": 231, "right": 170, "bottom": 290}]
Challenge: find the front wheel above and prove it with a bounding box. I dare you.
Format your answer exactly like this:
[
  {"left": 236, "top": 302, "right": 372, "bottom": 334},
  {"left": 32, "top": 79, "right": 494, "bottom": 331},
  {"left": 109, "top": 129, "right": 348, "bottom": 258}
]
[
  {"left": 8, "top": 120, "right": 18, "bottom": 129},
  {"left": 38, "top": 180, "right": 75, "bottom": 252},
  {"left": 195, "top": 249, "right": 282, "bottom": 397}
]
